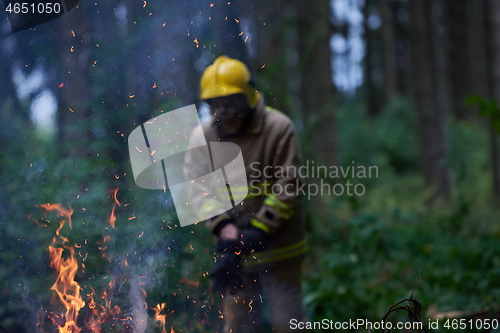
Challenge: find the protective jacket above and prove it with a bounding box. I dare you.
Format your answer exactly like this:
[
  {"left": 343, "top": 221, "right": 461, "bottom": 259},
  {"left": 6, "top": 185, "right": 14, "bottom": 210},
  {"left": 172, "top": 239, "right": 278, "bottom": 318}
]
[{"left": 184, "top": 96, "right": 307, "bottom": 271}]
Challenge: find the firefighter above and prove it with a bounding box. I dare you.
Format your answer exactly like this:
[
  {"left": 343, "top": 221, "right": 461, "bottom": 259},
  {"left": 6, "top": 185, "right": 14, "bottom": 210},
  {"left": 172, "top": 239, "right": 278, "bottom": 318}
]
[{"left": 184, "top": 55, "right": 307, "bottom": 333}]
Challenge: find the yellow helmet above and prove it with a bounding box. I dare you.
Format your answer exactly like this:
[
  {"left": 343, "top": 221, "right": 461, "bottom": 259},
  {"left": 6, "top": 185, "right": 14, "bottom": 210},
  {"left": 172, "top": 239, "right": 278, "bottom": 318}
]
[{"left": 200, "top": 55, "right": 260, "bottom": 108}]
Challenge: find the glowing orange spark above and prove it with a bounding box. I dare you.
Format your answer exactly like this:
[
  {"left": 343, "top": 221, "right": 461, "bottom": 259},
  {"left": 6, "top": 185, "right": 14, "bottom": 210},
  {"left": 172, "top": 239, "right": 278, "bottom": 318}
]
[{"left": 111, "top": 188, "right": 121, "bottom": 206}]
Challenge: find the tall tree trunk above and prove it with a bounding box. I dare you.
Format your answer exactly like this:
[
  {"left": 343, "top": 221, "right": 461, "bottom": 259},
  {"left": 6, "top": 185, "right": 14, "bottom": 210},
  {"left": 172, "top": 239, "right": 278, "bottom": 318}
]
[
  {"left": 409, "top": 0, "right": 451, "bottom": 202},
  {"left": 57, "top": 5, "right": 92, "bottom": 158},
  {"left": 245, "top": 0, "right": 293, "bottom": 114},
  {"left": 490, "top": 126, "right": 500, "bottom": 198},
  {"left": 468, "top": 1, "right": 488, "bottom": 97},
  {"left": 446, "top": 0, "right": 472, "bottom": 119},
  {"left": 485, "top": 0, "right": 500, "bottom": 199},
  {"left": 363, "top": 0, "right": 379, "bottom": 115},
  {"left": 294, "top": 0, "right": 337, "bottom": 223},
  {"left": 295, "top": 0, "right": 337, "bottom": 168},
  {"left": 380, "top": 0, "right": 397, "bottom": 101}
]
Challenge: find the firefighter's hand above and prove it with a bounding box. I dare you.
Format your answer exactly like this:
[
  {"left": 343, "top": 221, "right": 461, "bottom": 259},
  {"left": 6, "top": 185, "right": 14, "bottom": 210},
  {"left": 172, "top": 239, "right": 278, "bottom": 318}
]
[
  {"left": 219, "top": 223, "right": 240, "bottom": 240},
  {"left": 212, "top": 218, "right": 239, "bottom": 240},
  {"left": 210, "top": 239, "right": 243, "bottom": 295},
  {"left": 240, "top": 219, "right": 269, "bottom": 254}
]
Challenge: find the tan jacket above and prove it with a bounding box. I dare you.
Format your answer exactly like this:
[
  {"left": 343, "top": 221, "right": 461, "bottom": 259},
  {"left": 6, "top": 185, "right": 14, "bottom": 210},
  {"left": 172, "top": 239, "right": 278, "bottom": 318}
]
[{"left": 184, "top": 97, "right": 307, "bottom": 271}]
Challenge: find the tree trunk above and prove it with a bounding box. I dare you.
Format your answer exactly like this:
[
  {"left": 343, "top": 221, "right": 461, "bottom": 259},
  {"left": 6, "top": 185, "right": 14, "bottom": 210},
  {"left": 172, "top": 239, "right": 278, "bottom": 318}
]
[
  {"left": 485, "top": 0, "right": 500, "bottom": 199},
  {"left": 293, "top": 0, "right": 337, "bottom": 223},
  {"left": 363, "top": 0, "right": 379, "bottom": 115},
  {"left": 57, "top": 5, "right": 92, "bottom": 158},
  {"left": 245, "top": 0, "right": 293, "bottom": 114},
  {"left": 467, "top": 1, "right": 488, "bottom": 97},
  {"left": 446, "top": 0, "right": 472, "bottom": 119},
  {"left": 409, "top": 0, "right": 451, "bottom": 202},
  {"left": 295, "top": 0, "right": 337, "bottom": 168},
  {"left": 490, "top": 126, "right": 500, "bottom": 198},
  {"left": 380, "top": 0, "right": 397, "bottom": 101}
]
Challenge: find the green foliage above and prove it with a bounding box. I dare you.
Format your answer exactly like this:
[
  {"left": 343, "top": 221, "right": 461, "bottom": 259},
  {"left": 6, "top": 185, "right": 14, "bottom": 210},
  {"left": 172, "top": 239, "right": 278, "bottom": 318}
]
[
  {"left": 466, "top": 94, "right": 500, "bottom": 134},
  {"left": 336, "top": 96, "right": 419, "bottom": 175},
  {"left": 302, "top": 95, "right": 500, "bottom": 332}
]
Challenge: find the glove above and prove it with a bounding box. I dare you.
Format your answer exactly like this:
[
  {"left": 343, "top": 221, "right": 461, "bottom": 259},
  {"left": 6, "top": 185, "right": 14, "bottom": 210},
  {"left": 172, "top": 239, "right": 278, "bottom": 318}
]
[
  {"left": 211, "top": 218, "right": 234, "bottom": 236},
  {"left": 240, "top": 219, "right": 269, "bottom": 254},
  {"left": 210, "top": 239, "right": 243, "bottom": 295}
]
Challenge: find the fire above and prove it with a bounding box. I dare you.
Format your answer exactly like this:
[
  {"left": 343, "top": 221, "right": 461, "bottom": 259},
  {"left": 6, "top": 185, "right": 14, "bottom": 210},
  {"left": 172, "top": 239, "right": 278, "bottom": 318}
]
[
  {"left": 35, "top": 190, "right": 181, "bottom": 332},
  {"left": 86, "top": 282, "right": 123, "bottom": 333},
  {"left": 37, "top": 203, "right": 74, "bottom": 237},
  {"left": 48, "top": 245, "right": 85, "bottom": 333},
  {"left": 107, "top": 188, "right": 121, "bottom": 228},
  {"left": 153, "top": 303, "right": 167, "bottom": 333},
  {"left": 38, "top": 203, "right": 85, "bottom": 333}
]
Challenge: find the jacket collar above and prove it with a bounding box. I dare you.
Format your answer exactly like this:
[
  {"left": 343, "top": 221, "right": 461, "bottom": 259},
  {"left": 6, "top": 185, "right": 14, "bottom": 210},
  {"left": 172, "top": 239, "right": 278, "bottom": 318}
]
[{"left": 242, "top": 94, "right": 265, "bottom": 135}]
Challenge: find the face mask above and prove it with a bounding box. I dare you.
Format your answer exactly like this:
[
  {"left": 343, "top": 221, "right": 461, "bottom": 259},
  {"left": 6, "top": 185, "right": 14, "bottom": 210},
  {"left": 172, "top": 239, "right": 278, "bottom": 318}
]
[{"left": 207, "top": 94, "right": 249, "bottom": 121}]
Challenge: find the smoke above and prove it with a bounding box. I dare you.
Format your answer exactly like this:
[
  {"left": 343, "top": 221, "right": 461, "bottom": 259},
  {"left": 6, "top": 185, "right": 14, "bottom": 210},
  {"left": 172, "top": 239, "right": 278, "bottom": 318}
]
[{"left": 130, "top": 277, "right": 148, "bottom": 333}]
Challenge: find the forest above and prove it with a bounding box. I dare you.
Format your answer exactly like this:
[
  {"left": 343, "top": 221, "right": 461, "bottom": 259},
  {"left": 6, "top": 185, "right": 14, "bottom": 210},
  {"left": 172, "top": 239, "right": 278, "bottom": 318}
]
[{"left": 0, "top": 0, "right": 499, "bottom": 332}]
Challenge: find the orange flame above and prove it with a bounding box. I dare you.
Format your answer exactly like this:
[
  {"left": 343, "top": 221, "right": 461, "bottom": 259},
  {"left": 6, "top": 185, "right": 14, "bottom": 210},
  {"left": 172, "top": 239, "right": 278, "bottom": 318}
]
[
  {"left": 39, "top": 204, "right": 84, "bottom": 333},
  {"left": 153, "top": 303, "right": 167, "bottom": 333},
  {"left": 48, "top": 245, "right": 85, "bottom": 333},
  {"left": 86, "top": 282, "right": 122, "bottom": 332},
  {"left": 37, "top": 203, "right": 74, "bottom": 237},
  {"left": 107, "top": 188, "right": 121, "bottom": 228}
]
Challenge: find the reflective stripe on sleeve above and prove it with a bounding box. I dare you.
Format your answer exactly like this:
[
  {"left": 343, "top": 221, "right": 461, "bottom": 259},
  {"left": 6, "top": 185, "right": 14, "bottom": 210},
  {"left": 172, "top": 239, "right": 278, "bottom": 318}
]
[
  {"left": 250, "top": 218, "right": 270, "bottom": 233},
  {"left": 263, "top": 194, "right": 294, "bottom": 220},
  {"left": 214, "top": 181, "right": 275, "bottom": 202},
  {"left": 243, "top": 239, "right": 308, "bottom": 266},
  {"left": 198, "top": 198, "right": 223, "bottom": 220}
]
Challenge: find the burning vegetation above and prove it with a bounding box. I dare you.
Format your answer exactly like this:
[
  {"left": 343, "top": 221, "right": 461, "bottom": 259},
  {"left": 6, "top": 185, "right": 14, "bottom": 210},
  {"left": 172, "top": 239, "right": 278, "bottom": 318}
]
[{"left": 32, "top": 189, "right": 209, "bottom": 333}]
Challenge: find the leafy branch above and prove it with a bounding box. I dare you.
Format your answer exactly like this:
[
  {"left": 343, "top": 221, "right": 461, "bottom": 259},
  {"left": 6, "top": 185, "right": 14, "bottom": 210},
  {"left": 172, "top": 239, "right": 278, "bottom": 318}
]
[{"left": 465, "top": 95, "right": 500, "bottom": 134}]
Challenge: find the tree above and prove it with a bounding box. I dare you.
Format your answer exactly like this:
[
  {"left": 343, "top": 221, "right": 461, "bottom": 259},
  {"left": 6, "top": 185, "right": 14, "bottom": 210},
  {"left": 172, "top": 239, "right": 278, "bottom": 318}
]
[
  {"left": 485, "top": 0, "right": 500, "bottom": 198},
  {"left": 380, "top": 0, "right": 397, "bottom": 101},
  {"left": 409, "top": 0, "right": 452, "bottom": 202},
  {"left": 363, "top": 0, "right": 381, "bottom": 115},
  {"left": 446, "top": 0, "right": 473, "bottom": 119},
  {"left": 247, "top": 0, "right": 292, "bottom": 113},
  {"left": 295, "top": 0, "right": 338, "bottom": 168},
  {"left": 56, "top": 5, "right": 93, "bottom": 158}
]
